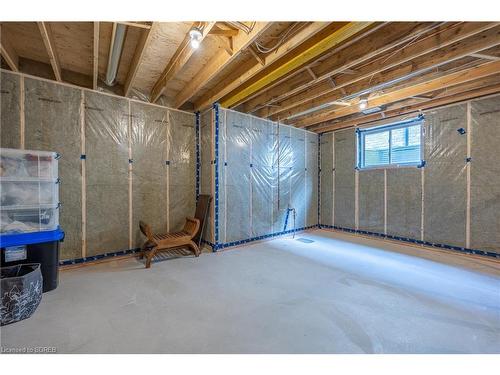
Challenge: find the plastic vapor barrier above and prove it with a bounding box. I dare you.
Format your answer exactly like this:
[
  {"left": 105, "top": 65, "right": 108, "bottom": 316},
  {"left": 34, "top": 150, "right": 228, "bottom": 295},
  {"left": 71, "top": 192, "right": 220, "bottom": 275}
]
[
  {"left": 130, "top": 102, "right": 169, "bottom": 248},
  {"left": 1, "top": 70, "right": 196, "bottom": 261},
  {"left": 386, "top": 168, "right": 422, "bottom": 239},
  {"left": 168, "top": 110, "right": 196, "bottom": 232},
  {"left": 23, "top": 78, "right": 82, "bottom": 260},
  {"left": 201, "top": 106, "right": 319, "bottom": 248},
  {"left": 334, "top": 128, "right": 356, "bottom": 228},
  {"left": 290, "top": 126, "right": 306, "bottom": 230},
  {"left": 320, "top": 94, "right": 500, "bottom": 257},
  {"left": 424, "top": 104, "right": 467, "bottom": 248},
  {"left": 0, "top": 72, "right": 21, "bottom": 149},
  {"left": 199, "top": 109, "right": 214, "bottom": 244},
  {"left": 249, "top": 115, "right": 275, "bottom": 238},
  {"left": 358, "top": 169, "right": 384, "bottom": 233},
  {"left": 470, "top": 96, "right": 500, "bottom": 254},
  {"left": 85, "top": 91, "right": 130, "bottom": 256},
  {"left": 306, "top": 131, "right": 319, "bottom": 227},
  {"left": 222, "top": 109, "right": 252, "bottom": 243},
  {"left": 319, "top": 133, "right": 333, "bottom": 226}
]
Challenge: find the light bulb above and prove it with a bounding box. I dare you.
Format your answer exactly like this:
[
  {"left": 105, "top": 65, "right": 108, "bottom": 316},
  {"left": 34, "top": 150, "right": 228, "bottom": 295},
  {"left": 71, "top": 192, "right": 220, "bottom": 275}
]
[
  {"left": 190, "top": 38, "right": 200, "bottom": 49},
  {"left": 359, "top": 98, "right": 368, "bottom": 110},
  {"left": 189, "top": 27, "right": 203, "bottom": 49}
]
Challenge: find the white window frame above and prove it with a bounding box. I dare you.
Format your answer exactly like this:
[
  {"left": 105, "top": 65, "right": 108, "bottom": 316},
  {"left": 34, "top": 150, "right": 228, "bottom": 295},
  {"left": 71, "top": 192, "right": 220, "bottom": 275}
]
[{"left": 356, "top": 116, "right": 424, "bottom": 170}]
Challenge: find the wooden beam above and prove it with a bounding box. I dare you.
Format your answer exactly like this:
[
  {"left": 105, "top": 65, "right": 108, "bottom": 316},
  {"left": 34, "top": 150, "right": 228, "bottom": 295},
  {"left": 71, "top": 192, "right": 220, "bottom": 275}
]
[
  {"left": 93, "top": 22, "right": 99, "bottom": 90},
  {"left": 209, "top": 26, "right": 239, "bottom": 37},
  {"left": 37, "top": 22, "right": 62, "bottom": 81},
  {"left": 117, "top": 22, "right": 152, "bottom": 30},
  {"left": 267, "top": 23, "right": 500, "bottom": 121},
  {"left": 312, "top": 78, "right": 500, "bottom": 133},
  {"left": 243, "top": 22, "right": 443, "bottom": 114},
  {"left": 174, "top": 22, "right": 273, "bottom": 109},
  {"left": 0, "top": 25, "right": 19, "bottom": 72},
  {"left": 249, "top": 46, "right": 265, "bottom": 66},
  {"left": 470, "top": 52, "right": 500, "bottom": 61},
  {"left": 219, "top": 22, "right": 374, "bottom": 108},
  {"left": 194, "top": 22, "right": 345, "bottom": 110},
  {"left": 293, "top": 60, "right": 500, "bottom": 127},
  {"left": 215, "top": 35, "right": 234, "bottom": 56},
  {"left": 150, "top": 22, "right": 216, "bottom": 103},
  {"left": 124, "top": 22, "right": 159, "bottom": 97}
]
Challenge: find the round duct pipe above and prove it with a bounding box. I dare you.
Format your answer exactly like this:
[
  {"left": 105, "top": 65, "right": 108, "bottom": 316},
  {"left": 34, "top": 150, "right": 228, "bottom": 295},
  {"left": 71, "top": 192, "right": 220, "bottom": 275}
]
[{"left": 104, "top": 23, "right": 127, "bottom": 86}]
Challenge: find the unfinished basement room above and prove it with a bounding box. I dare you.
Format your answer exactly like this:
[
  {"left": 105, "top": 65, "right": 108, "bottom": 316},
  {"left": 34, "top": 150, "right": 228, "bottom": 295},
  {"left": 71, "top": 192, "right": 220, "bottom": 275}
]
[{"left": 1, "top": 2, "right": 500, "bottom": 367}]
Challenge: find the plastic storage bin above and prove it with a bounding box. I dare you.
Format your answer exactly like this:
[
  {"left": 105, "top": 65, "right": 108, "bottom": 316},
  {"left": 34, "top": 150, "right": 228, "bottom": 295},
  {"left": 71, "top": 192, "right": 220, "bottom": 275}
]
[
  {"left": 0, "top": 148, "right": 63, "bottom": 293},
  {"left": 0, "top": 148, "right": 59, "bottom": 234}
]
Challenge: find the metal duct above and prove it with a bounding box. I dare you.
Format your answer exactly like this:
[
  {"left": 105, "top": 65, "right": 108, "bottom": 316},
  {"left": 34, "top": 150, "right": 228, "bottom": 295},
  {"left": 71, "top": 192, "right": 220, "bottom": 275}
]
[{"left": 104, "top": 23, "right": 127, "bottom": 86}]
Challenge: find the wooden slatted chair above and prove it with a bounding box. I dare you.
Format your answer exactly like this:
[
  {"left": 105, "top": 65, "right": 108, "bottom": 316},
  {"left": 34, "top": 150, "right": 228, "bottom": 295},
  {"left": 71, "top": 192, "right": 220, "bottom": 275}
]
[{"left": 139, "top": 217, "right": 200, "bottom": 269}]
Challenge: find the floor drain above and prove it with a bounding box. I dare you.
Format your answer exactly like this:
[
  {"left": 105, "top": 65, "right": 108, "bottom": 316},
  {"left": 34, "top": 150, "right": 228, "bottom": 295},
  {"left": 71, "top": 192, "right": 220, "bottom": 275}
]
[{"left": 295, "top": 238, "right": 314, "bottom": 244}]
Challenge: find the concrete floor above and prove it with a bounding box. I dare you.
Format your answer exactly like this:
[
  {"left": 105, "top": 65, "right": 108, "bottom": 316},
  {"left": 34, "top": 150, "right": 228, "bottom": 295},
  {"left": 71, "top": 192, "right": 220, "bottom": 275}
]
[{"left": 1, "top": 229, "right": 499, "bottom": 353}]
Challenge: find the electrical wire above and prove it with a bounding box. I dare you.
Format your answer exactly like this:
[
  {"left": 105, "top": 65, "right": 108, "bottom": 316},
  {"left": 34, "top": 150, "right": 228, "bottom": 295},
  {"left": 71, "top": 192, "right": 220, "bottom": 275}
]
[
  {"left": 367, "top": 22, "right": 447, "bottom": 86},
  {"left": 254, "top": 22, "right": 304, "bottom": 55}
]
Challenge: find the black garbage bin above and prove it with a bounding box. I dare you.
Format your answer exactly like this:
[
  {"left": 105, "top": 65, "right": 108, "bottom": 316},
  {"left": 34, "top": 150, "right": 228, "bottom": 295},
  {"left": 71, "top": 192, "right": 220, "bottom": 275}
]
[{"left": 0, "top": 228, "right": 64, "bottom": 293}]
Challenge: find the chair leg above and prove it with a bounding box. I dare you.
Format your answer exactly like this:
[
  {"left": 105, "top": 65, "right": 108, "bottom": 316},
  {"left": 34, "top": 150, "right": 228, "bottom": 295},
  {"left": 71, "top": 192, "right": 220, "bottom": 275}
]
[
  {"left": 145, "top": 247, "right": 157, "bottom": 269},
  {"left": 189, "top": 241, "right": 200, "bottom": 257},
  {"left": 139, "top": 244, "right": 147, "bottom": 259}
]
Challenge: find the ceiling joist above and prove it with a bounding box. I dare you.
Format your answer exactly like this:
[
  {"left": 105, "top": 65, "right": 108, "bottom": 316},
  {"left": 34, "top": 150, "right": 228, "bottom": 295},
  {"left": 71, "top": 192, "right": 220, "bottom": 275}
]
[
  {"left": 124, "top": 22, "right": 159, "bottom": 97},
  {"left": 93, "top": 22, "right": 99, "bottom": 90},
  {"left": 37, "top": 22, "right": 62, "bottom": 81},
  {"left": 312, "top": 77, "right": 500, "bottom": 133},
  {"left": 209, "top": 26, "right": 239, "bottom": 37},
  {"left": 275, "top": 24, "right": 500, "bottom": 122},
  {"left": 219, "top": 22, "right": 375, "bottom": 109},
  {"left": 150, "top": 21, "right": 216, "bottom": 103},
  {"left": 469, "top": 52, "right": 500, "bottom": 61},
  {"left": 174, "top": 22, "right": 273, "bottom": 109},
  {"left": 0, "top": 25, "right": 19, "bottom": 72},
  {"left": 194, "top": 22, "right": 344, "bottom": 110},
  {"left": 293, "top": 59, "right": 500, "bottom": 128},
  {"left": 243, "top": 22, "right": 443, "bottom": 115}
]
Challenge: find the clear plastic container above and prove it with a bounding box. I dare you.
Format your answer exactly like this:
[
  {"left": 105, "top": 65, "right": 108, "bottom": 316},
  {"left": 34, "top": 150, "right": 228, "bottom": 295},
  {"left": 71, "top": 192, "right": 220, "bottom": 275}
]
[
  {"left": 0, "top": 149, "right": 57, "bottom": 179},
  {"left": 0, "top": 206, "right": 59, "bottom": 233},
  {"left": 0, "top": 148, "right": 59, "bottom": 234}
]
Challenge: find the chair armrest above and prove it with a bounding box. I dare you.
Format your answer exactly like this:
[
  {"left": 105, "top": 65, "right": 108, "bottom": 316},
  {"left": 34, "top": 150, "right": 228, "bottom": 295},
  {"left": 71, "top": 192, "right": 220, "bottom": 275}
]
[{"left": 183, "top": 217, "right": 200, "bottom": 238}]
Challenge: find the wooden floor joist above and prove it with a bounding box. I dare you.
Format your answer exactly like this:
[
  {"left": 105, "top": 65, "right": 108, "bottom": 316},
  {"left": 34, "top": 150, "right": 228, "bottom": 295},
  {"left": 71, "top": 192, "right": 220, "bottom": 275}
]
[
  {"left": 150, "top": 22, "right": 216, "bottom": 103},
  {"left": 93, "top": 22, "right": 99, "bottom": 90},
  {"left": 0, "top": 25, "right": 19, "bottom": 72},
  {"left": 194, "top": 22, "right": 342, "bottom": 110},
  {"left": 219, "top": 22, "right": 374, "bottom": 109},
  {"left": 243, "top": 22, "right": 447, "bottom": 115},
  {"left": 37, "top": 22, "right": 62, "bottom": 81},
  {"left": 125, "top": 22, "right": 159, "bottom": 97},
  {"left": 294, "top": 60, "right": 500, "bottom": 128},
  {"left": 174, "top": 22, "right": 273, "bottom": 109},
  {"left": 310, "top": 75, "right": 500, "bottom": 133},
  {"left": 267, "top": 23, "right": 500, "bottom": 121}
]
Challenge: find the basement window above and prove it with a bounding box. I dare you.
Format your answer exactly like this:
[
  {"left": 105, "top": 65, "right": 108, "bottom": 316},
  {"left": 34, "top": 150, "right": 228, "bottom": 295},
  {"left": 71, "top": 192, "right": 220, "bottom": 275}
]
[{"left": 357, "top": 116, "right": 424, "bottom": 169}]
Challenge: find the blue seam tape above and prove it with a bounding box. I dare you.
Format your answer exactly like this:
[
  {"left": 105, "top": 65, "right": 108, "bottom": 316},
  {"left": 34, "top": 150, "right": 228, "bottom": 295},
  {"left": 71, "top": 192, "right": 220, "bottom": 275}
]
[
  {"left": 317, "top": 133, "right": 321, "bottom": 227},
  {"left": 317, "top": 224, "right": 500, "bottom": 259},
  {"left": 213, "top": 103, "right": 220, "bottom": 249}
]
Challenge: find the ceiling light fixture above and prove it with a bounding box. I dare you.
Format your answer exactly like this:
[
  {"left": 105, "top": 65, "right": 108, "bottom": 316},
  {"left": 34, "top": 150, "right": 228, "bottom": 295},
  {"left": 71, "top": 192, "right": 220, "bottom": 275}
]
[
  {"left": 189, "top": 27, "right": 203, "bottom": 49},
  {"left": 359, "top": 98, "right": 368, "bottom": 110}
]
